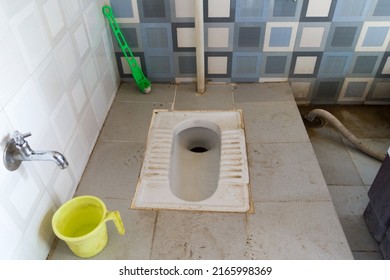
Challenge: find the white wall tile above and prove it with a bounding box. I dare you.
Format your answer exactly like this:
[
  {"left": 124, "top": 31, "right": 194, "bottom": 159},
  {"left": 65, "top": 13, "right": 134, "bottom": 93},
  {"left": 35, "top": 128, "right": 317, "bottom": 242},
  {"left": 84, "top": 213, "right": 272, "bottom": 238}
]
[
  {"left": 81, "top": 103, "right": 99, "bottom": 151},
  {"left": 0, "top": 32, "right": 30, "bottom": 108},
  {"left": 50, "top": 95, "right": 77, "bottom": 150},
  {"left": 54, "top": 33, "right": 78, "bottom": 85},
  {"left": 0, "top": 204, "right": 23, "bottom": 259},
  {"left": 94, "top": 36, "right": 109, "bottom": 77},
  {"left": 33, "top": 54, "right": 65, "bottom": 115},
  {"left": 41, "top": 0, "right": 66, "bottom": 41},
  {"left": 60, "top": 0, "right": 82, "bottom": 27},
  {"left": 51, "top": 169, "right": 75, "bottom": 205},
  {"left": 13, "top": 192, "right": 56, "bottom": 259},
  {"left": 70, "top": 79, "right": 88, "bottom": 117},
  {"left": 8, "top": 170, "right": 44, "bottom": 220},
  {"left": 10, "top": 2, "right": 51, "bottom": 72},
  {"left": 84, "top": 2, "right": 102, "bottom": 48},
  {"left": 208, "top": 0, "right": 231, "bottom": 18},
  {"left": 65, "top": 126, "right": 89, "bottom": 182},
  {"left": 91, "top": 82, "right": 109, "bottom": 128},
  {"left": 72, "top": 20, "right": 90, "bottom": 59},
  {"left": 81, "top": 53, "right": 99, "bottom": 95},
  {"left": 0, "top": 0, "right": 33, "bottom": 19},
  {"left": 0, "top": 4, "right": 9, "bottom": 40},
  {"left": 4, "top": 79, "right": 49, "bottom": 147},
  {"left": 101, "top": 67, "right": 116, "bottom": 104}
]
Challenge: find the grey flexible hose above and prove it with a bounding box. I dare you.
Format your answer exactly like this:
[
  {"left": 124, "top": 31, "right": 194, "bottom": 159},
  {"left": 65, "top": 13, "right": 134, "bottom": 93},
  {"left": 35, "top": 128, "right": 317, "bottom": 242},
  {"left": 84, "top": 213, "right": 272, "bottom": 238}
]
[{"left": 304, "top": 109, "right": 386, "bottom": 162}]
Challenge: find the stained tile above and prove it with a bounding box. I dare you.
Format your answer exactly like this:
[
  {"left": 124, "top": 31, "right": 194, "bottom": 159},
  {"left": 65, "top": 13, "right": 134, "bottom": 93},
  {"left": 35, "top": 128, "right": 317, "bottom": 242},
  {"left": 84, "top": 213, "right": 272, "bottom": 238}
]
[
  {"left": 233, "top": 82, "right": 295, "bottom": 102},
  {"left": 236, "top": 101, "right": 309, "bottom": 143},
  {"left": 371, "top": 81, "right": 390, "bottom": 99},
  {"left": 115, "top": 83, "right": 175, "bottom": 103},
  {"left": 248, "top": 142, "right": 332, "bottom": 202},
  {"left": 174, "top": 83, "right": 234, "bottom": 110},
  {"left": 312, "top": 80, "right": 343, "bottom": 103},
  {"left": 379, "top": 55, "right": 390, "bottom": 75},
  {"left": 151, "top": 210, "right": 250, "bottom": 259},
  {"left": 247, "top": 201, "right": 353, "bottom": 259},
  {"left": 289, "top": 80, "right": 314, "bottom": 99},
  {"left": 344, "top": 82, "right": 368, "bottom": 98},
  {"left": 100, "top": 101, "right": 172, "bottom": 142}
]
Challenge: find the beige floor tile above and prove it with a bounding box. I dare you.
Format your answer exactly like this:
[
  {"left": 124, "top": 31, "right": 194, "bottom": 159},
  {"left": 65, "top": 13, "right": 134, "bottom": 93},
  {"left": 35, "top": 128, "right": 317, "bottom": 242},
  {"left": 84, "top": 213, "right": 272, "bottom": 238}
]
[
  {"left": 100, "top": 101, "right": 171, "bottom": 142},
  {"left": 151, "top": 210, "right": 250, "bottom": 260},
  {"left": 115, "top": 83, "right": 176, "bottom": 103},
  {"left": 49, "top": 198, "right": 157, "bottom": 259},
  {"left": 174, "top": 84, "right": 234, "bottom": 110},
  {"left": 247, "top": 201, "right": 353, "bottom": 259},
  {"left": 234, "top": 83, "right": 295, "bottom": 103},
  {"left": 237, "top": 102, "right": 310, "bottom": 143},
  {"left": 248, "top": 142, "right": 331, "bottom": 202},
  {"left": 328, "top": 185, "right": 380, "bottom": 252},
  {"left": 76, "top": 141, "right": 144, "bottom": 199}
]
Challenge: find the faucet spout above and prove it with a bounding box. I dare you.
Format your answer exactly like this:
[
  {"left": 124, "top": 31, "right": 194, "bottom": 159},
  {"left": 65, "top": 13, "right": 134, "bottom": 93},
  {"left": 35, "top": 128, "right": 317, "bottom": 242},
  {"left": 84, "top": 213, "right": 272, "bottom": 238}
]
[
  {"left": 13, "top": 150, "right": 69, "bottom": 169},
  {"left": 3, "top": 131, "right": 69, "bottom": 171}
]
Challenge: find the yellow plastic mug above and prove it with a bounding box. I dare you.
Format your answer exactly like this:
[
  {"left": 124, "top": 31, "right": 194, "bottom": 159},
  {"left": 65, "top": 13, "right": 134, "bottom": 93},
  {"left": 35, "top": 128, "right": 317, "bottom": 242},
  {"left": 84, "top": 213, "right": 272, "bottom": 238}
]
[{"left": 52, "top": 196, "right": 125, "bottom": 258}]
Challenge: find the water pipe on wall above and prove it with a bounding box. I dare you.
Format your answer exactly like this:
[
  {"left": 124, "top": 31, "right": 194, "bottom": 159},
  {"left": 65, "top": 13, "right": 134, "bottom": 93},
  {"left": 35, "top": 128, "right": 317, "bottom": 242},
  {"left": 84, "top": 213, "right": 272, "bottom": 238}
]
[
  {"left": 303, "top": 109, "right": 386, "bottom": 162},
  {"left": 195, "top": 0, "right": 205, "bottom": 94}
]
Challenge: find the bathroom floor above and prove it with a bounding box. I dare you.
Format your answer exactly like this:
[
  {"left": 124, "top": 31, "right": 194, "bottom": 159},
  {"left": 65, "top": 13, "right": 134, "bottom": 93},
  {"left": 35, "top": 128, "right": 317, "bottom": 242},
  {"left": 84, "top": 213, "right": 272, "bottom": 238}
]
[
  {"left": 298, "top": 105, "right": 390, "bottom": 260},
  {"left": 48, "top": 83, "right": 389, "bottom": 260}
]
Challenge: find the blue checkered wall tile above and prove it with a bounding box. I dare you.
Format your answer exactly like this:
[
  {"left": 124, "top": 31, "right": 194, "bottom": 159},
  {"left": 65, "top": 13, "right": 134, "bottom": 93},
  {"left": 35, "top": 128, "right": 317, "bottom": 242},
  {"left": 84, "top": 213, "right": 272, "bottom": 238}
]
[{"left": 107, "top": 0, "right": 390, "bottom": 103}]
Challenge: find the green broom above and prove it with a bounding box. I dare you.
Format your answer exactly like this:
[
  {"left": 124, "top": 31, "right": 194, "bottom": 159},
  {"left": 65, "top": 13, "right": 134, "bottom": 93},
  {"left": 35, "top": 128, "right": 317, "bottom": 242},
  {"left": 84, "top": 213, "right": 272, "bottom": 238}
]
[{"left": 102, "top": 5, "right": 151, "bottom": 93}]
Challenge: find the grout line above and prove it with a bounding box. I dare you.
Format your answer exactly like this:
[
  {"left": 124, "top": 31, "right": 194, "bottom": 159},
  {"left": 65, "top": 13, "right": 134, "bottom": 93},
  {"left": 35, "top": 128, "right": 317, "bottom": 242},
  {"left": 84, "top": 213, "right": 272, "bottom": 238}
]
[
  {"left": 171, "top": 84, "right": 178, "bottom": 110},
  {"left": 148, "top": 211, "right": 159, "bottom": 260}
]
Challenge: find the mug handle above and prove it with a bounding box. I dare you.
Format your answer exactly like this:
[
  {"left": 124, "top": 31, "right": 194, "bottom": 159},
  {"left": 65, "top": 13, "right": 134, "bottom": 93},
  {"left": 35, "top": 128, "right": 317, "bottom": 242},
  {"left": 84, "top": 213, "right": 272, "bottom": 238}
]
[{"left": 105, "top": 211, "right": 125, "bottom": 235}]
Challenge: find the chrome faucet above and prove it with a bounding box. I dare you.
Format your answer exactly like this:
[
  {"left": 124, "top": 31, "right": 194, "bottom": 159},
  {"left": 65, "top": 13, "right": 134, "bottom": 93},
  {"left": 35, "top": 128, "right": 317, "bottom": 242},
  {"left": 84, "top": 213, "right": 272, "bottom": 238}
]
[{"left": 3, "top": 131, "right": 69, "bottom": 171}]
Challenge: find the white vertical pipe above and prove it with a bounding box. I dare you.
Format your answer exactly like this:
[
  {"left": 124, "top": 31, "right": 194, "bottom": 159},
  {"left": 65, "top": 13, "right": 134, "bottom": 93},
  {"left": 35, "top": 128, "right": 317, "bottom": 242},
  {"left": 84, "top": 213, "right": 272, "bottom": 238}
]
[{"left": 195, "top": 0, "right": 205, "bottom": 94}]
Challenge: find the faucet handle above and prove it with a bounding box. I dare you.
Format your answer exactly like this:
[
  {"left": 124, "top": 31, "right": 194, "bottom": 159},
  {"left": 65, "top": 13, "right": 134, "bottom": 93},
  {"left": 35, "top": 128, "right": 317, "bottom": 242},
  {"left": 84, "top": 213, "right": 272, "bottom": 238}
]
[{"left": 11, "top": 131, "right": 31, "bottom": 146}]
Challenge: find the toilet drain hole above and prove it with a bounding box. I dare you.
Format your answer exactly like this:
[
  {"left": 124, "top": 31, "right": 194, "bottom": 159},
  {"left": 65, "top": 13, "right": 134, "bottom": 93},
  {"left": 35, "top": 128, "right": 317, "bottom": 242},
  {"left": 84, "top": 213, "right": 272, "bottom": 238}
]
[{"left": 190, "top": 146, "right": 208, "bottom": 153}]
